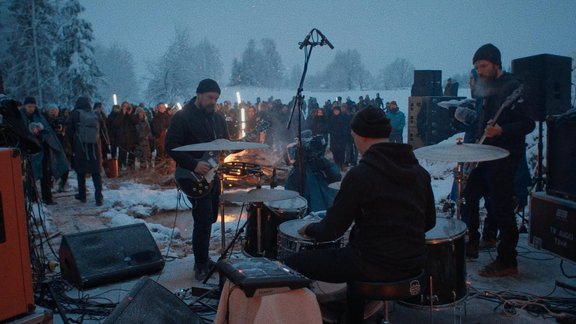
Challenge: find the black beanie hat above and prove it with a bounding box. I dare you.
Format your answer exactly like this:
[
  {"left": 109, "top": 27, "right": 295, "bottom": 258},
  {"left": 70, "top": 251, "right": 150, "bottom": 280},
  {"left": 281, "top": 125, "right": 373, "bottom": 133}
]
[
  {"left": 351, "top": 107, "right": 392, "bottom": 139},
  {"left": 196, "top": 78, "right": 221, "bottom": 94},
  {"left": 23, "top": 97, "right": 36, "bottom": 105},
  {"left": 75, "top": 97, "right": 92, "bottom": 111},
  {"left": 473, "top": 43, "right": 501, "bottom": 66}
]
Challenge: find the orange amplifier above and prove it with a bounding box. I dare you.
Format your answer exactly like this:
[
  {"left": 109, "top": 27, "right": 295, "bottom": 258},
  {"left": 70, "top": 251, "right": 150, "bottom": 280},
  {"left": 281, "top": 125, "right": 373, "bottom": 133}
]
[{"left": 0, "top": 148, "right": 35, "bottom": 321}]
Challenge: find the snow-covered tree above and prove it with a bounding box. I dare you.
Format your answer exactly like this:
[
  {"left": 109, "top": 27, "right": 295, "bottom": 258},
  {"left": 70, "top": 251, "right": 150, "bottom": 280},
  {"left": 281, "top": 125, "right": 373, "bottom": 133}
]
[
  {"left": 230, "top": 38, "right": 285, "bottom": 88},
  {"left": 192, "top": 37, "right": 223, "bottom": 82},
  {"left": 377, "top": 57, "right": 414, "bottom": 90},
  {"left": 310, "top": 49, "right": 372, "bottom": 91},
  {"left": 94, "top": 42, "right": 140, "bottom": 105},
  {"left": 3, "top": 0, "right": 59, "bottom": 105},
  {"left": 259, "top": 38, "right": 284, "bottom": 88},
  {"left": 145, "top": 28, "right": 222, "bottom": 104},
  {"left": 54, "top": 0, "right": 102, "bottom": 108}
]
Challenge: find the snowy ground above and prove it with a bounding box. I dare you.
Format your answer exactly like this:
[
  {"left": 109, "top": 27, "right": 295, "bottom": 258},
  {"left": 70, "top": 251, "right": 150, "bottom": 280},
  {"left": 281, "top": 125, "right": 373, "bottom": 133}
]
[{"left": 30, "top": 88, "right": 576, "bottom": 323}]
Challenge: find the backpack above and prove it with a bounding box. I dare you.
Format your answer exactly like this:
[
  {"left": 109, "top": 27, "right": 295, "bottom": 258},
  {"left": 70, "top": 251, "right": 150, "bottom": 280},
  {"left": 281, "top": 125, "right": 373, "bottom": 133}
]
[{"left": 76, "top": 109, "right": 99, "bottom": 144}]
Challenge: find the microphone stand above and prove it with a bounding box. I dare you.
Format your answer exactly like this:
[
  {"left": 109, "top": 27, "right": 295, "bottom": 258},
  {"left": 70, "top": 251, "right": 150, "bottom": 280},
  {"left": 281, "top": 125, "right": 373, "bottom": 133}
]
[{"left": 287, "top": 28, "right": 333, "bottom": 195}]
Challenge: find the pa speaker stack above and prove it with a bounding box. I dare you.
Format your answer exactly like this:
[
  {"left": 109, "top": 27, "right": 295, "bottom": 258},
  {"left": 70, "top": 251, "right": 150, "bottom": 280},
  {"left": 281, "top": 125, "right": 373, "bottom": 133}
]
[
  {"left": 511, "top": 54, "right": 572, "bottom": 122},
  {"left": 408, "top": 96, "right": 464, "bottom": 149},
  {"left": 411, "top": 70, "right": 443, "bottom": 97}
]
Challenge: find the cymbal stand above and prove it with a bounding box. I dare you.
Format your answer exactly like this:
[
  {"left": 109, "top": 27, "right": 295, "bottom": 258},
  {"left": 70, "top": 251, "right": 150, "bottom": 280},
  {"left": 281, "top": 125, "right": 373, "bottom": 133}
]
[{"left": 456, "top": 161, "right": 464, "bottom": 220}]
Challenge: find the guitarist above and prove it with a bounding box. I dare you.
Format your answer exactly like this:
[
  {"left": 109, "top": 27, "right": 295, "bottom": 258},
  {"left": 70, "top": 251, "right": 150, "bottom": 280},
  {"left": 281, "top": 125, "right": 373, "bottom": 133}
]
[
  {"left": 464, "top": 44, "right": 535, "bottom": 277},
  {"left": 165, "top": 79, "right": 229, "bottom": 281}
]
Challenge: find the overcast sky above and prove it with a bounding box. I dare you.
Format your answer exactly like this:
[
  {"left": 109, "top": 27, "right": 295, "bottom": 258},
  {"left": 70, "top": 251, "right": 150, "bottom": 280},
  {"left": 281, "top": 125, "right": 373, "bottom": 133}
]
[{"left": 80, "top": 0, "right": 576, "bottom": 86}]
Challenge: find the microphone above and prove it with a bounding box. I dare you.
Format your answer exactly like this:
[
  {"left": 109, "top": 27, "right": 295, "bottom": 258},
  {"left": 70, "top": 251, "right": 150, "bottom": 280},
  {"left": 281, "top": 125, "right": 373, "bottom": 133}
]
[
  {"left": 314, "top": 29, "right": 334, "bottom": 49},
  {"left": 299, "top": 30, "right": 313, "bottom": 50}
]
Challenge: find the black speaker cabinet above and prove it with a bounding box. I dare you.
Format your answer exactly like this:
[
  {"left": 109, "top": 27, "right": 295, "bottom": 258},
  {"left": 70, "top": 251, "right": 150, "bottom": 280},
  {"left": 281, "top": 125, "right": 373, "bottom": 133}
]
[
  {"left": 511, "top": 54, "right": 572, "bottom": 121},
  {"left": 412, "top": 70, "right": 443, "bottom": 96},
  {"left": 530, "top": 192, "right": 576, "bottom": 262},
  {"left": 104, "top": 277, "right": 204, "bottom": 324},
  {"left": 408, "top": 96, "right": 464, "bottom": 148},
  {"left": 59, "top": 223, "right": 165, "bottom": 289},
  {"left": 546, "top": 111, "right": 576, "bottom": 200}
]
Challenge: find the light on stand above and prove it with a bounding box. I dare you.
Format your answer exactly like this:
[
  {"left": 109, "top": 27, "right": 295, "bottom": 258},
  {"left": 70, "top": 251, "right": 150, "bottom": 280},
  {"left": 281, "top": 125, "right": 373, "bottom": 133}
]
[
  {"left": 176, "top": 102, "right": 182, "bottom": 110},
  {"left": 113, "top": 94, "right": 118, "bottom": 106},
  {"left": 237, "top": 91, "right": 246, "bottom": 138}
]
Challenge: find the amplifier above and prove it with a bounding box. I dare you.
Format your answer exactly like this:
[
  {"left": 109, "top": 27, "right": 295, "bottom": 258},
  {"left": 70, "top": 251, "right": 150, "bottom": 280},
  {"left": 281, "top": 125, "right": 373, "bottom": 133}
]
[
  {"left": 408, "top": 96, "right": 464, "bottom": 148},
  {"left": 529, "top": 192, "right": 576, "bottom": 262}
]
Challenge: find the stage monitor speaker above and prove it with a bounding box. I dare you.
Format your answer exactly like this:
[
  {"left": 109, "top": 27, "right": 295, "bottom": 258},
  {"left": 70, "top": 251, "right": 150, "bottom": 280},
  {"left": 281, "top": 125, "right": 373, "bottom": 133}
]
[
  {"left": 530, "top": 192, "right": 576, "bottom": 263},
  {"left": 408, "top": 96, "right": 464, "bottom": 148},
  {"left": 412, "top": 70, "right": 443, "bottom": 96},
  {"left": 511, "top": 54, "right": 572, "bottom": 121},
  {"left": 59, "top": 223, "right": 165, "bottom": 289},
  {"left": 546, "top": 111, "right": 576, "bottom": 200},
  {"left": 0, "top": 148, "right": 35, "bottom": 322},
  {"left": 104, "top": 277, "right": 204, "bottom": 324}
]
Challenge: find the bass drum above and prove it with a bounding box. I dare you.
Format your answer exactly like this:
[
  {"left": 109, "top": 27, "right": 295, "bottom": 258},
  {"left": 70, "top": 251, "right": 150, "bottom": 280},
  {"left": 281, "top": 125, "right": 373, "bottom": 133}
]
[
  {"left": 404, "top": 217, "right": 468, "bottom": 307},
  {"left": 244, "top": 196, "right": 308, "bottom": 259}
]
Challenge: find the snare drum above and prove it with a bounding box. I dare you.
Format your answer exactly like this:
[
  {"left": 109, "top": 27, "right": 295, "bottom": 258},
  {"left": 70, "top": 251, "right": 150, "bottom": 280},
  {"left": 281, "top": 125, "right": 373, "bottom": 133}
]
[
  {"left": 244, "top": 196, "right": 308, "bottom": 259},
  {"left": 276, "top": 219, "right": 343, "bottom": 261},
  {"left": 404, "top": 217, "right": 468, "bottom": 307}
]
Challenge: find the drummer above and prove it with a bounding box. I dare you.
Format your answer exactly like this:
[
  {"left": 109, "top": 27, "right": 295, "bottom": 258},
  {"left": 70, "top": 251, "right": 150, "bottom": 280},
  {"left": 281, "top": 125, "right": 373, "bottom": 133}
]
[
  {"left": 165, "top": 79, "right": 229, "bottom": 281},
  {"left": 284, "top": 107, "right": 436, "bottom": 283}
]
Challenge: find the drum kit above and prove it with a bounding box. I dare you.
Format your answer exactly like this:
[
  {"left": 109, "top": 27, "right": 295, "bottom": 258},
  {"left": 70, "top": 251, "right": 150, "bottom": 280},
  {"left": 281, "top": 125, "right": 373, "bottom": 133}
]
[
  {"left": 409, "top": 139, "right": 510, "bottom": 311},
  {"left": 174, "top": 138, "right": 511, "bottom": 316}
]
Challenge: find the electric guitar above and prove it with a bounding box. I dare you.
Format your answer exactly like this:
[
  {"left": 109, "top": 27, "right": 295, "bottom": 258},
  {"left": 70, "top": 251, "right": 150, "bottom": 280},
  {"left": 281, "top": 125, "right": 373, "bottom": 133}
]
[
  {"left": 175, "top": 120, "right": 271, "bottom": 198},
  {"left": 175, "top": 151, "right": 219, "bottom": 199},
  {"left": 461, "top": 84, "right": 525, "bottom": 184}
]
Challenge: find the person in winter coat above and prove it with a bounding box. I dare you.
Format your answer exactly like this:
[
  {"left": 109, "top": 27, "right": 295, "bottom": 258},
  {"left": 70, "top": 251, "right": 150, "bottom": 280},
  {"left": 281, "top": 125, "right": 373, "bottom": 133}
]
[
  {"left": 20, "top": 97, "right": 69, "bottom": 205},
  {"left": 150, "top": 102, "right": 171, "bottom": 162},
  {"left": 135, "top": 107, "right": 153, "bottom": 169},
  {"left": 285, "top": 107, "right": 436, "bottom": 284},
  {"left": 386, "top": 101, "right": 406, "bottom": 143},
  {"left": 113, "top": 101, "right": 138, "bottom": 170},
  {"left": 67, "top": 97, "right": 104, "bottom": 206}
]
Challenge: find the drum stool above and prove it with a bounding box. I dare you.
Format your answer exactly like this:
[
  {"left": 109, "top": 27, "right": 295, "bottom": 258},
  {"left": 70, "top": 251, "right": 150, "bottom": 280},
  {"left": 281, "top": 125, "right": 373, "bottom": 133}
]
[{"left": 346, "top": 270, "right": 426, "bottom": 324}]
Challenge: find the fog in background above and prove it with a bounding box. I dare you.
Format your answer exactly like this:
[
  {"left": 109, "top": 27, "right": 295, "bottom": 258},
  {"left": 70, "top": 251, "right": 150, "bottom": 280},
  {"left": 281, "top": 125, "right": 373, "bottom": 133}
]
[{"left": 80, "top": 0, "right": 576, "bottom": 89}]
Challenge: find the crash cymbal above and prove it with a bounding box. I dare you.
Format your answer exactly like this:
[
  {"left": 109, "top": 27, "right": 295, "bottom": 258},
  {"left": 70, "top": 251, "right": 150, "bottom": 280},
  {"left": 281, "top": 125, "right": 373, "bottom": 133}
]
[
  {"left": 414, "top": 143, "right": 509, "bottom": 162},
  {"left": 173, "top": 139, "right": 269, "bottom": 152},
  {"left": 328, "top": 181, "right": 341, "bottom": 190},
  {"left": 221, "top": 188, "right": 300, "bottom": 203}
]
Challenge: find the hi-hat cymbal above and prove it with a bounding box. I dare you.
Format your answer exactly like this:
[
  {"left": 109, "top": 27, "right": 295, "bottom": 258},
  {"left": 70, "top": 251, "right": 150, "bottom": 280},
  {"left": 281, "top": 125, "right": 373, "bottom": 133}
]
[
  {"left": 173, "top": 139, "right": 269, "bottom": 152},
  {"left": 414, "top": 143, "right": 509, "bottom": 162},
  {"left": 222, "top": 188, "right": 300, "bottom": 203}
]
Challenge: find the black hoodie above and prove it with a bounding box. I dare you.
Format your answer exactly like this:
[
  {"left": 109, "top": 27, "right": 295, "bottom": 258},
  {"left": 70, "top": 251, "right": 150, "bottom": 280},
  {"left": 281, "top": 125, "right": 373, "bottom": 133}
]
[{"left": 306, "top": 142, "right": 436, "bottom": 280}]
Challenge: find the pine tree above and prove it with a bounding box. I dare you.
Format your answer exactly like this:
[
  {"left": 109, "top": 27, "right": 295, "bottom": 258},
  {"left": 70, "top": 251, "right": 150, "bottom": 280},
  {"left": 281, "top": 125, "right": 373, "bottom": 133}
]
[
  {"left": 4, "top": 0, "right": 59, "bottom": 105},
  {"left": 260, "top": 38, "right": 284, "bottom": 88},
  {"left": 94, "top": 42, "right": 140, "bottom": 105},
  {"left": 55, "top": 0, "right": 102, "bottom": 108},
  {"left": 193, "top": 37, "right": 223, "bottom": 82},
  {"left": 240, "top": 39, "right": 261, "bottom": 86}
]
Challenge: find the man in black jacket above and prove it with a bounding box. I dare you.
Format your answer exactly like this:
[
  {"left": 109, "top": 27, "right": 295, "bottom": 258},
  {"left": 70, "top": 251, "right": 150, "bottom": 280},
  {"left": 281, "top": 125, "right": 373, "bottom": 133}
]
[
  {"left": 165, "top": 79, "right": 229, "bottom": 280},
  {"left": 465, "top": 44, "right": 535, "bottom": 277},
  {"left": 284, "top": 107, "right": 436, "bottom": 283}
]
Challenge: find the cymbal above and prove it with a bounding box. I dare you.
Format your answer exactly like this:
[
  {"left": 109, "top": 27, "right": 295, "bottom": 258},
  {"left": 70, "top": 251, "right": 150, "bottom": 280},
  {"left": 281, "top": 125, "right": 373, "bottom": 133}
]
[
  {"left": 222, "top": 188, "right": 300, "bottom": 203},
  {"left": 414, "top": 143, "right": 509, "bottom": 162},
  {"left": 173, "top": 139, "right": 269, "bottom": 152},
  {"left": 328, "top": 181, "right": 341, "bottom": 190}
]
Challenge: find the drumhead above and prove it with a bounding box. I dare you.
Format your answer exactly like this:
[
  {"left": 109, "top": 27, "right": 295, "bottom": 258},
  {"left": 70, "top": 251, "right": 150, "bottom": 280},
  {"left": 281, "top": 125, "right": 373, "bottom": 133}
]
[
  {"left": 265, "top": 196, "right": 307, "bottom": 211},
  {"left": 278, "top": 219, "right": 318, "bottom": 241},
  {"left": 426, "top": 217, "right": 468, "bottom": 244}
]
